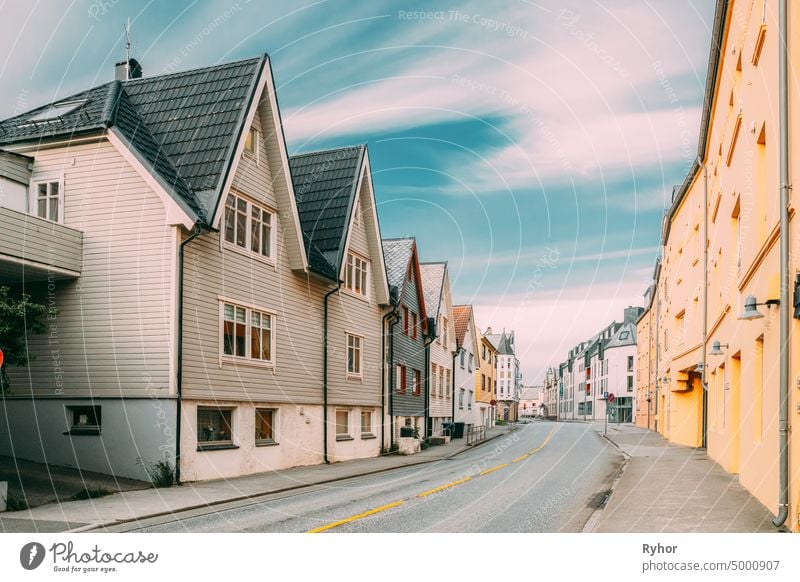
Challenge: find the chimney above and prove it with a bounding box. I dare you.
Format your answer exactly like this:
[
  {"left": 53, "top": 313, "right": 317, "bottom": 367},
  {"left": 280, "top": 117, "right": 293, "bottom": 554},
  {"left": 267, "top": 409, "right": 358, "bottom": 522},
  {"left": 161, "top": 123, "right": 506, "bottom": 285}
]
[
  {"left": 623, "top": 306, "right": 643, "bottom": 324},
  {"left": 114, "top": 58, "right": 142, "bottom": 81}
]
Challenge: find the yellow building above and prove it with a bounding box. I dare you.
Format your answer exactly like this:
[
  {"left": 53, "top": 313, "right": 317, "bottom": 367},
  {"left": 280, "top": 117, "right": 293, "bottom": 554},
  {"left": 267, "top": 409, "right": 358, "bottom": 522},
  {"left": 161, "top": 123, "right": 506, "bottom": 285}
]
[
  {"left": 475, "top": 331, "right": 497, "bottom": 428},
  {"left": 638, "top": 0, "right": 800, "bottom": 531},
  {"left": 634, "top": 264, "right": 659, "bottom": 432}
]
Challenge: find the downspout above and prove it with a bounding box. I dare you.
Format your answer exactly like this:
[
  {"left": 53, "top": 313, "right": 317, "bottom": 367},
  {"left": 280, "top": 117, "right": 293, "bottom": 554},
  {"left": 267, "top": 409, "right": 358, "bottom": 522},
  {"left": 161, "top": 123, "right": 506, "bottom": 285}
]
[
  {"left": 451, "top": 348, "right": 461, "bottom": 423},
  {"left": 175, "top": 222, "right": 203, "bottom": 485},
  {"left": 774, "top": 0, "right": 790, "bottom": 529},
  {"left": 381, "top": 309, "right": 398, "bottom": 453},
  {"left": 322, "top": 283, "right": 341, "bottom": 465},
  {"left": 699, "top": 156, "right": 709, "bottom": 449},
  {"left": 423, "top": 333, "right": 434, "bottom": 438}
]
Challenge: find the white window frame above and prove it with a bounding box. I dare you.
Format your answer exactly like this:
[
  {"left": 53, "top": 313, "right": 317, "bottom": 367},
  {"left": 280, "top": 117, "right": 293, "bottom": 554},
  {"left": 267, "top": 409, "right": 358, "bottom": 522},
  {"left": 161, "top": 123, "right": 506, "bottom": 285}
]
[
  {"left": 346, "top": 332, "right": 363, "bottom": 379},
  {"left": 360, "top": 408, "right": 374, "bottom": 438},
  {"left": 243, "top": 126, "right": 260, "bottom": 164},
  {"left": 219, "top": 298, "right": 277, "bottom": 368},
  {"left": 30, "top": 175, "right": 65, "bottom": 224},
  {"left": 223, "top": 191, "right": 277, "bottom": 264},
  {"left": 255, "top": 407, "right": 278, "bottom": 446},
  {"left": 336, "top": 408, "right": 352, "bottom": 440},
  {"left": 343, "top": 251, "right": 370, "bottom": 299}
]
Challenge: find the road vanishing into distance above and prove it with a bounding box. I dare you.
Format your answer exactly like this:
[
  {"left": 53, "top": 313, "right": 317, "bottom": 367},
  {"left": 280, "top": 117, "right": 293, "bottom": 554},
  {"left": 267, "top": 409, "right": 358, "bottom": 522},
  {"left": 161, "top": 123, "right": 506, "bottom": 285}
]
[{"left": 111, "top": 423, "right": 623, "bottom": 533}]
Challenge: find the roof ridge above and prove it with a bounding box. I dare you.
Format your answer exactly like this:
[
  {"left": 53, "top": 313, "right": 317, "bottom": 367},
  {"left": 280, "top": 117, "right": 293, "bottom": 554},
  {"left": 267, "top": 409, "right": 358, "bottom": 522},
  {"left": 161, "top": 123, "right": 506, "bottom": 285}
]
[
  {"left": 122, "top": 55, "right": 263, "bottom": 86},
  {"left": 289, "top": 144, "right": 365, "bottom": 159},
  {"left": 382, "top": 236, "right": 416, "bottom": 242},
  {"left": 419, "top": 261, "right": 447, "bottom": 267}
]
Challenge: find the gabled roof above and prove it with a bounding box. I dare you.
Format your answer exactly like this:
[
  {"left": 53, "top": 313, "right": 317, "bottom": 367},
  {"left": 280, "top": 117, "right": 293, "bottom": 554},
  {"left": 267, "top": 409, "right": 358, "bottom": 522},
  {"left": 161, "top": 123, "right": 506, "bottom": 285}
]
[
  {"left": 0, "top": 56, "right": 267, "bottom": 224},
  {"left": 605, "top": 321, "right": 637, "bottom": 348},
  {"left": 488, "top": 331, "right": 515, "bottom": 355},
  {"left": 289, "top": 145, "right": 365, "bottom": 277},
  {"left": 453, "top": 305, "right": 473, "bottom": 349},
  {"left": 382, "top": 238, "right": 415, "bottom": 291},
  {"left": 419, "top": 262, "right": 447, "bottom": 319}
]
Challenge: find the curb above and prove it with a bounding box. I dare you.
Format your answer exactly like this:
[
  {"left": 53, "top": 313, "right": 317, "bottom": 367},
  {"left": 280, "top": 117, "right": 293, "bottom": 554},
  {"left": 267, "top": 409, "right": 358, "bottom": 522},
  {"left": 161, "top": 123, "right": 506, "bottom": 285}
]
[
  {"left": 581, "top": 432, "right": 631, "bottom": 533},
  {"left": 81, "top": 429, "right": 512, "bottom": 532}
]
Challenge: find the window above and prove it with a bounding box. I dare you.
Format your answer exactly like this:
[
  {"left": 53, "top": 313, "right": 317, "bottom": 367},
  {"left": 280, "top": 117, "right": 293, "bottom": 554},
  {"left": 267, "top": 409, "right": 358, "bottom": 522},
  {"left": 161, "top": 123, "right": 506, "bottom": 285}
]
[
  {"left": 431, "top": 364, "right": 438, "bottom": 396},
  {"left": 344, "top": 253, "right": 369, "bottom": 297},
  {"left": 244, "top": 126, "right": 259, "bottom": 160},
  {"left": 347, "top": 333, "right": 362, "bottom": 377},
  {"left": 468, "top": 353, "right": 474, "bottom": 372},
  {"left": 460, "top": 350, "right": 465, "bottom": 368},
  {"left": 459, "top": 388, "right": 465, "bottom": 409},
  {"left": 445, "top": 369, "right": 451, "bottom": 398},
  {"left": 361, "top": 409, "right": 373, "bottom": 437},
  {"left": 224, "top": 193, "right": 275, "bottom": 261},
  {"left": 413, "top": 369, "right": 421, "bottom": 395},
  {"left": 336, "top": 409, "right": 351, "bottom": 440},
  {"left": 467, "top": 391, "right": 473, "bottom": 410},
  {"left": 33, "top": 180, "right": 62, "bottom": 222},
  {"left": 222, "top": 302, "right": 274, "bottom": 365},
  {"left": 627, "top": 356, "right": 634, "bottom": 373},
  {"left": 255, "top": 408, "right": 276, "bottom": 445},
  {"left": 197, "top": 407, "right": 233, "bottom": 447},
  {"left": 66, "top": 405, "right": 101, "bottom": 435},
  {"left": 396, "top": 364, "right": 407, "bottom": 393},
  {"left": 403, "top": 306, "right": 409, "bottom": 335},
  {"left": 412, "top": 313, "right": 418, "bottom": 340}
]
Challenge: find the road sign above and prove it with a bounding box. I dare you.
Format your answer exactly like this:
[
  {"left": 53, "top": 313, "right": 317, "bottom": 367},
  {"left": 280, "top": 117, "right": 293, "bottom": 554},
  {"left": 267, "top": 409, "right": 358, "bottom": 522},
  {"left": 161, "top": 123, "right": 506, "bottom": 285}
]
[
  {"left": 608, "top": 392, "right": 616, "bottom": 404},
  {"left": 0, "top": 348, "right": 4, "bottom": 368}
]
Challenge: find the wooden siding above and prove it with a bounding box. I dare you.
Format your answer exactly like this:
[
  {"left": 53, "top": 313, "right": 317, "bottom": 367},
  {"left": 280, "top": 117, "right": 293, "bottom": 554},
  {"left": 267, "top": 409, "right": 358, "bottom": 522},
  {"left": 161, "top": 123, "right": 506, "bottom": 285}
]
[
  {"left": 182, "top": 111, "right": 330, "bottom": 404},
  {"left": 390, "top": 262, "right": 426, "bottom": 417},
  {"left": 0, "top": 206, "right": 83, "bottom": 275},
  {"left": 0, "top": 151, "right": 32, "bottom": 184},
  {"left": 6, "top": 140, "right": 175, "bottom": 397},
  {"left": 429, "top": 270, "right": 455, "bottom": 419},
  {"left": 326, "top": 177, "right": 384, "bottom": 406}
]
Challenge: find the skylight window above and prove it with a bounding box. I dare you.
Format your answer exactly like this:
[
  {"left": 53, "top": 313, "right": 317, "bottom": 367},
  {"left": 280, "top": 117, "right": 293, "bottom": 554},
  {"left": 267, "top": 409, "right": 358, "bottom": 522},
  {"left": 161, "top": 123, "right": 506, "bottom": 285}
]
[{"left": 27, "top": 100, "right": 86, "bottom": 122}]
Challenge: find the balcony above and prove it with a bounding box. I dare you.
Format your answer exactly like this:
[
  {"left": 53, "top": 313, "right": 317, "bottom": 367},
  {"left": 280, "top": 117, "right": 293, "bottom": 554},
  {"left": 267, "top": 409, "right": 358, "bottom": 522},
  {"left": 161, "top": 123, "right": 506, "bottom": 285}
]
[{"left": 0, "top": 206, "right": 82, "bottom": 282}]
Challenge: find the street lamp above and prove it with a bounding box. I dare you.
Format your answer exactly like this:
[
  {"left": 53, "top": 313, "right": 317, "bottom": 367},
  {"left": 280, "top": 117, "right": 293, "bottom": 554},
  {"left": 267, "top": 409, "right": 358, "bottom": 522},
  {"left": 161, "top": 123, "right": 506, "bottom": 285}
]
[
  {"left": 738, "top": 294, "right": 779, "bottom": 320},
  {"left": 708, "top": 340, "right": 728, "bottom": 356}
]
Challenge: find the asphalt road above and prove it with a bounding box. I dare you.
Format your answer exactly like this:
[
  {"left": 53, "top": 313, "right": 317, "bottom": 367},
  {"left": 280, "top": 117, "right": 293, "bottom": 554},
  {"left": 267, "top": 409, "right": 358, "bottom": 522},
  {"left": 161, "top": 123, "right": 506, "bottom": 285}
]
[{"left": 120, "top": 422, "right": 623, "bottom": 533}]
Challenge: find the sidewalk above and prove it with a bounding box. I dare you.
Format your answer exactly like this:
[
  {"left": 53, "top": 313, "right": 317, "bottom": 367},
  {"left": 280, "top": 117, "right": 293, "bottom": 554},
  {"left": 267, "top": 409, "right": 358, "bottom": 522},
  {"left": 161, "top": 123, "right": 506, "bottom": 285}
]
[
  {"left": 0, "top": 425, "right": 512, "bottom": 533},
  {"left": 591, "top": 424, "right": 776, "bottom": 533}
]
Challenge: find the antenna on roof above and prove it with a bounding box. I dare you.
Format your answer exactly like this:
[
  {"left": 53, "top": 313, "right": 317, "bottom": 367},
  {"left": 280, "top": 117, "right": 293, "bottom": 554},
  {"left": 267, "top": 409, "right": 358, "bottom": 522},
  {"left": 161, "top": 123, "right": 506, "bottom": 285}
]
[{"left": 115, "top": 17, "right": 142, "bottom": 80}]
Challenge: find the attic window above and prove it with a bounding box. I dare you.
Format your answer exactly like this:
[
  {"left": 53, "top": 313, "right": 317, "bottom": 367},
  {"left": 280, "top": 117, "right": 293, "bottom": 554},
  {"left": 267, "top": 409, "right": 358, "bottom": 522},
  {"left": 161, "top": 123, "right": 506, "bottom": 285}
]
[
  {"left": 244, "top": 127, "right": 260, "bottom": 162},
  {"left": 26, "top": 100, "right": 86, "bottom": 123},
  {"left": 619, "top": 331, "right": 630, "bottom": 341}
]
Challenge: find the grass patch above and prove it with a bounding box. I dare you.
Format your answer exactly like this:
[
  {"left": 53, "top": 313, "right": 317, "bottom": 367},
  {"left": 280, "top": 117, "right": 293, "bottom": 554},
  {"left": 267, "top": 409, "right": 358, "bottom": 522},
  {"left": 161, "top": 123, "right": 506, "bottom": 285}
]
[{"left": 138, "top": 459, "right": 175, "bottom": 488}]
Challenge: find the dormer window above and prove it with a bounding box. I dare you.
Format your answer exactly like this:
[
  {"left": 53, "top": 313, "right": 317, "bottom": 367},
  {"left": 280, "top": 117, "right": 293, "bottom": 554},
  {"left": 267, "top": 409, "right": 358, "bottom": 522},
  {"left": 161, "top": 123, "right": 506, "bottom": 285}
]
[{"left": 244, "top": 127, "right": 260, "bottom": 162}]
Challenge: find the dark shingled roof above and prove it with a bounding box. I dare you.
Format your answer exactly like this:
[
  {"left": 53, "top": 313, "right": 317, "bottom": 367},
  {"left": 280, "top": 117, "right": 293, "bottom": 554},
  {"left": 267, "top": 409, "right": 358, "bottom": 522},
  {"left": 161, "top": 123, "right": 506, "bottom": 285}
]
[
  {"left": 382, "top": 238, "right": 415, "bottom": 291},
  {"left": 419, "top": 262, "right": 446, "bottom": 319},
  {"left": 453, "top": 305, "right": 473, "bottom": 349},
  {"left": 0, "top": 56, "right": 266, "bottom": 222},
  {"left": 289, "top": 145, "right": 365, "bottom": 277},
  {"left": 494, "top": 332, "right": 515, "bottom": 355}
]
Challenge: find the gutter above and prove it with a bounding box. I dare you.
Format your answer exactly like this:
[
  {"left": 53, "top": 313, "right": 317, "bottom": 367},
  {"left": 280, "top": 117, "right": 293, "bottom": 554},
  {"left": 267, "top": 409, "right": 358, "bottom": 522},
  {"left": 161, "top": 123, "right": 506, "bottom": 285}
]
[
  {"left": 699, "top": 156, "right": 709, "bottom": 449},
  {"left": 175, "top": 222, "right": 203, "bottom": 485},
  {"left": 322, "top": 283, "right": 341, "bottom": 464},
  {"left": 773, "top": 0, "right": 790, "bottom": 529}
]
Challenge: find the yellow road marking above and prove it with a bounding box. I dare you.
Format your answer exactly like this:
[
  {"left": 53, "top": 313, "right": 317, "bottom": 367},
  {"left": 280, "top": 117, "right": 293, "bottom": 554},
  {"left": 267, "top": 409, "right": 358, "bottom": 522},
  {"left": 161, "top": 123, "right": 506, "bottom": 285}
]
[
  {"left": 417, "top": 476, "right": 472, "bottom": 498},
  {"left": 512, "top": 454, "right": 529, "bottom": 463},
  {"left": 530, "top": 427, "right": 555, "bottom": 454},
  {"left": 479, "top": 463, "right": 509, "bottom": 476},
  {"left": 307, "top": 500, "right": 405, "bottom": 533}
]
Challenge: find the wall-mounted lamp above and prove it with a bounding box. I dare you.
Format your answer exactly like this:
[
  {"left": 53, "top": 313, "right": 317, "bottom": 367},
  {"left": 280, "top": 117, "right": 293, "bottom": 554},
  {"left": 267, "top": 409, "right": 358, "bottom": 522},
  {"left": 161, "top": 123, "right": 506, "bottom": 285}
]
[
  {"left": 738, "top": 294, "right": 779, "bottom": 320},
  {"left": 708, "top": 340, "right": 729, "bottom": 356},
  {"left": 696, "top": 362, "right": 705, "bottom": 373},
  {"left": 661, "top": 376, "right": 670, "bottom": 387}
]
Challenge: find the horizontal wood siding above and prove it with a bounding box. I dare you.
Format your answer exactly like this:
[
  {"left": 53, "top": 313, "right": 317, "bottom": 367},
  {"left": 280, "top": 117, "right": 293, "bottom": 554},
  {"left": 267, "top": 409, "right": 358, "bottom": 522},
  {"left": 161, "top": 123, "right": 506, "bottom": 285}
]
[
  {"left": 0, "top": 206, "right": 83, "bottom": 273},
  {"left": 391, "top": 265, "right": 426, "bottom": 417},
  {"left": 0, "top": 152, "right": 31, "bottom": 184},
  {"left": 7, "top": 140, "right": 174, "bottom": 397},
  {"left": 327, "top": 178, "right": 383, "bottom": 406},
  {"left": 182, "top": 115, "right": 329, "bottom": 403}
]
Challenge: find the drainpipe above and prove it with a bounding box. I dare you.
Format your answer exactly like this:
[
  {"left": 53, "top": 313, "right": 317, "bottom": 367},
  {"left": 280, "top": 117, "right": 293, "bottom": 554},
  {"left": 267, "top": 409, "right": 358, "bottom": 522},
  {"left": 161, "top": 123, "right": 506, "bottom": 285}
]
[
  {"left": 381, "top": 309, "right": 398, "bottom": 453},
  {"left": 423, "top": 333, "right": 434, "bottom": 438},
  {"left": 451, "top": 348, "right": 461, "bottom": 423},
  {"left": 322, "top": 283, "right": 341, "bottom": 465},
  {"left": 699, "top": 156, "right": 709, "bottom": 449},
  {"left": 175, "top": 222, "right": 203, "bottom": 485},
  {"left": 774, "top": 0, "right": 790, "bottom": 529}
]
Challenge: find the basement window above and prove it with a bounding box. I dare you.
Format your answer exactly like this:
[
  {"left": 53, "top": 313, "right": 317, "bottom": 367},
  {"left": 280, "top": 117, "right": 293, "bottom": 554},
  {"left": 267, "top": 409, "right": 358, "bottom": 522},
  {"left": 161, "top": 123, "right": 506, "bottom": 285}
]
[
  {"left": 197, "top": 407, "right": 236, "bottom": 450},
  {"left": 65, "top": 405, "right": 101, "bottom": 435}
]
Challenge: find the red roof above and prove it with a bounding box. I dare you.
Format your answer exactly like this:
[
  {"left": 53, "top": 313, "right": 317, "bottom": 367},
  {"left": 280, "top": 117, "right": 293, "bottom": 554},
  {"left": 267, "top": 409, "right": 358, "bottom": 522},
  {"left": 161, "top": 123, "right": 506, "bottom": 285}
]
[{"left": 453, "top": 305, "right": 473, "bottom": 349}]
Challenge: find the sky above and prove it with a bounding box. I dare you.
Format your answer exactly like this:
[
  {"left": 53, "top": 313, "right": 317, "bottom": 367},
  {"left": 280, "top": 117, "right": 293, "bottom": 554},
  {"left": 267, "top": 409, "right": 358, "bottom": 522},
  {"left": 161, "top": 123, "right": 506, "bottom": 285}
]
[{"left": 0, "top": 0, "right": 717, "bottom": 383}]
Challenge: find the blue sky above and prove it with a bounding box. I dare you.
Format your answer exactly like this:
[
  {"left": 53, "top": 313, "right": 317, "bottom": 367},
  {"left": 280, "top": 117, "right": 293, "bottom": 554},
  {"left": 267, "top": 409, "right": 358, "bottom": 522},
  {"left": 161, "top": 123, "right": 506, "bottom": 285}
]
[{"left": 0, "top": 0, "right": 717, "bottom": 381}]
